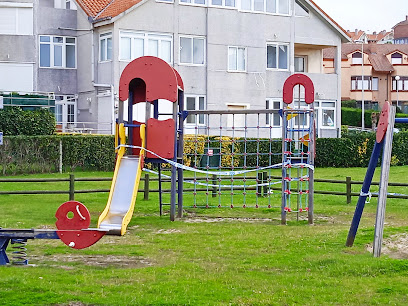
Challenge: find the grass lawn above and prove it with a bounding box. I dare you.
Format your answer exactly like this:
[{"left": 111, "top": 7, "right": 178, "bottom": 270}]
[{"left": 1, "top": 167, "right": 408, "bottom": 305}]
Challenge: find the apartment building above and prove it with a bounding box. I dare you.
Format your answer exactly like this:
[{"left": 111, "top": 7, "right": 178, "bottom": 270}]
[
  {"left": 324, "top": 43, "right": 408, "bottom": 113},
  {"left": 0, "top": 0, "right": 350, "bottom": 137}
]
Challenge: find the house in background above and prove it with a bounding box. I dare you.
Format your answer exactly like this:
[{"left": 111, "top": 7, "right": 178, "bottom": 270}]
[
  {"left": 0, "top": 0, "right": 350, "bottom": 137},
  {"left": 394, "top": 16, "right": 408, "bottom": 44},
  {"left": 346, "top": 29, "right": 393, "bottom": 44},
  {"left": 323, "top": 43, "right": 408, "bottom": 113}
]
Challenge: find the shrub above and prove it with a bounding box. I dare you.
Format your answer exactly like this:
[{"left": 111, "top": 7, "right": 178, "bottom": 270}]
[
  {"left": 0, "top": 135, "right": 115, "bottom": 175},
  {"left": 0, "top": 107, "right": 56, "bottom": 135}
]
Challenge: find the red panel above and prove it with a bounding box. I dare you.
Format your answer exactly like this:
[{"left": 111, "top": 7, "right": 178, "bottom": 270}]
[
  {"left": 132, "top": 121, "right": 143, "bottom": 155},
  {"left": 173, "top": 68, "right": 184, "bottom": 91},
  {"left": 55, "top": 201, "right": 91, "bottom": 230},
  {"left": 119, "top": 56, "right": 179, "bottom": 103},
  {"left": 146, "top": 118, "right": 175, "bottom": 159},
  {"left": 57, "top": 230, "right": 106, "bottom": 249},
  {"left": 376, "top": 101, "right": 390, "bottom": 143},
  {"left": 283, "top": 74, "right": 315, "bottom": 104}
]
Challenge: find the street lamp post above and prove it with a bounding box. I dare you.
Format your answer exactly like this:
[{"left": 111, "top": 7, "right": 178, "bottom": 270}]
[
  {"left": 395, "top": 75, "right": 400, "bottom": 110},
  {"left": 361, "top": 42, "right": 365, "bottom": 130}
]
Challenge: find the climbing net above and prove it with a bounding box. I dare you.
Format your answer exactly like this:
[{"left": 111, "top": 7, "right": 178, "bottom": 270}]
[{"left": 181, "top": 108, "right": 314, "bottom": 213}]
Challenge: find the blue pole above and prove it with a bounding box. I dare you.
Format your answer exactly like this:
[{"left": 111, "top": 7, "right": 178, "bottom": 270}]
[
  {"left": 395, "top": 118, "right": 408, "bottom": 124},
  {"left": 346, "top": 140, "right": 384, "bottom": 247}
]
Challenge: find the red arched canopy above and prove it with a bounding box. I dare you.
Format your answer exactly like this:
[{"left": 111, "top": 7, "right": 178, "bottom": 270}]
[
  {"left": 283, "top": 74, "right": 315, "bottom": 105},
  {"left": 119, "top": 56, "right": 182, "bottom": 104}
]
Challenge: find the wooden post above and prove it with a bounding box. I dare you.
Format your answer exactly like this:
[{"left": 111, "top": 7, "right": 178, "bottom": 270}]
[
  {"left": 262, "top": 171, "right": 268, "bottom": 197},
  {"left": 212, "top": 174, "right": 217, "bottom": 198},
  {"left": 143, "top": 173, "right": 149, "bottom": 201},
  {"left": 257, "top": 172, "right": 262, "bottom": 197},
  {"left": 346, "top": 176, "right": 352, "bottom": 204},
  {"left": 373, "top": 106, "right": 396, "bottom": 257},
  {"left": 69, "top": 174, "right": 75, "bottom": 201}
]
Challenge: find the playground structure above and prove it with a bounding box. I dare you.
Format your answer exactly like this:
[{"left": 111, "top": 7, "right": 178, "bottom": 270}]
[
  {"left": 346, "top": 101, "right": 408, "bottom": 257},
  {"left": 181, "top": 74, "right": 315, "bottom": 225},
  {"left": 0, "top": 57, "right": 316, "bottom": 265},
  {"left": 0, "top": 56, "right": 185, "bottom": 265}
]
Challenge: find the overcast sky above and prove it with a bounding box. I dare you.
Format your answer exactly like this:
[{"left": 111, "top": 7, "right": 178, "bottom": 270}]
[{"left": 313, "top": 0, "right": 408, "bottom": 33}]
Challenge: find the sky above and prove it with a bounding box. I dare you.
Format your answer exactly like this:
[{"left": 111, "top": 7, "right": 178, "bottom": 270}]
[{"left": 313, "top": 0, "right": 408, "bottom": 33}]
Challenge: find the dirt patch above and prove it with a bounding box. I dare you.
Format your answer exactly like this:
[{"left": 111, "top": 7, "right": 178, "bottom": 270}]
[
  {"left": 367, "top": 233, "right": 408, "bottom": 259},
  {"left": 184, "top": 217, "right": 276, "bottom": 223},
  {"left": 155, "top": 229, "right": 182, "bottom": 234},
  {"left": 31, "top": 254, "right": 154, "bottom": 268}
]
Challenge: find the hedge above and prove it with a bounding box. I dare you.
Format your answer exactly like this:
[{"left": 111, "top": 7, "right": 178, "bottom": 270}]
[
  {"left": 0, "top": 107, "right": 56, "bottom": 135},
  {"left": 1, "top": 131, "right": 408, "bottom": 175},
  {"left": 0, "top": 135, "right": 115, "bottom": 175},
  {"left": 342, "top": 107, "right": 408, "bottom": 130}
]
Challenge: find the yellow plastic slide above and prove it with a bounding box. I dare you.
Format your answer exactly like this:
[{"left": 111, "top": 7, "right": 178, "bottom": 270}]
[{"left": 97, "top": 123, "right": 145, "bottom": 235}]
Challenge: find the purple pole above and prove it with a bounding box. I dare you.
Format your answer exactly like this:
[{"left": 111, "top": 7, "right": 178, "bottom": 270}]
[{"left": 346, "top": 140, "right": 384, "bottom": 247}]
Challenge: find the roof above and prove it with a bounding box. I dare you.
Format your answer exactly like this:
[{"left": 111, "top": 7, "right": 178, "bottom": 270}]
[
  {"left": 347, "top": 30, "right": 365, "bottom": 42},
  {"left": 323, "top": 43, "right": 408, "bottom": 72},
  {"left": 367, "top": 31, "right": 392, "bottom": 43},
  {"left": 75, "top": 0, "right": 142, "bottom": 21}
]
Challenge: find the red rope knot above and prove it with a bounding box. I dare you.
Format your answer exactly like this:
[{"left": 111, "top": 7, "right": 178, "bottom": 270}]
[
  {"left": 285, "top": 138, "right": 293, "bottom": 142},
  {"left": 284, "top": 189, "right": 291, "bottom": 194},
  {"left": 306, "top": 190, "right": 310, "bottom": 194},
  {"left": 268, "top": 204, "right": 271, "bottom": 208},
  {"left": 299, "top": 191, "right": 303, "bottom": 195},
  {"left": 218, "top": 204, "right": 221, "bottom": 208},
  {"left": 255, "top": 204, "right": 259, "bottom": 208},
  {"left": 205, "top": 204, "right": 209, "bottom": 208},
  {"left": 193, "top": 204, "right": 197, "bottom": 208},
  {"left": 284, "top": 151, "right": 292, "bottom": 155},
  {"left": 243, "top": 204, "right": 246, "bottom": 208},
  {"left": 299, "top": 208, "right": 303, "bottom": 212},
  {"left": 284, "top": 177, "right": 291, "bottom": 182},
  {"left": 230, "top": 204, "right": 234, "bottom": 208},
  {"left": 305, "top": 207, "right": 309, "bottom": 211}
]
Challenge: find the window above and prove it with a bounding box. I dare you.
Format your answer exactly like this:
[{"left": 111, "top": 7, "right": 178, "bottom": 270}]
[
  {"left": 54, "top": 0, "right": 77, "bottom": 10},
  {"left": 211, "top": 0, "right": 235, "bottom": 7},
  {"left": 351, "top": 76, "right": 377, "bottom": 90},
  {"left": 179, "top": 36, "right": 205, "bottom": 65},
  {"left": 228, "top": 47, "right": 246, "bottom": 72},
  {"left": 241, "top": 0, "right": 289, "bottom": 14},
  {"left": 0, "top": 6, "right": 33, "bottom": 35},
  {"left": 119, "top": 31, "right": 172, "bottom": 63},
  {"left": 294, "top": 56, "right": 307, "bottom": 72},
  {"left": 267, "top": 43, "right": 288, "bottom": 70},
  {"left": 39, "top": 36, "right": 76, "bottom": 68},
  {"left": 391, "top": 52, "right": 403, "bottom": 65},
  {"left": 180, "top": 0, "right": 206, "bottom": 5},
  {"left": 372, "top": 77, "right": 379, "bottom": 91},
  {"left": 352, "top": 52, "right": 362, "bottom": 65},
  {"left": 55, "top": 95, "right": 77, "bottom": 132},
  {"left": 266, "top": 99, "right": 281, "bottom": 126},
  {"left": 227, "top": 104, "right": 247, "bottom": 129},
  {"left": 295, "top": 0, "right": 308, "bottom": 16},
  {"left": 392, "top": 76, "right": 408, "bottom": 91},
  {"left": 99, "top": 32, "right": 112, "bottom": 62},
  {"left": 321, "top": 102, "right": 335, "bottom": 127},
  {"left": 185, "top": 96, "right": 206, "bottom": 125},
  {"left": 0, "top": 63, "right": 33, "bottom": 92}
]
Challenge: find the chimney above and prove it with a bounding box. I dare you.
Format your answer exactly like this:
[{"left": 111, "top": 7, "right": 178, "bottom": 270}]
[
  {"left": 373, "top": 31, "right": 377, "bottom": 35},
  {"left": 355, "top": 29, "right": 358, "bottom": 35}
]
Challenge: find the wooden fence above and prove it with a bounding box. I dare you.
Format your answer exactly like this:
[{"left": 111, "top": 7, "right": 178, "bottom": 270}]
[{"left": 1, "top": 174, "right": 408, "bottom": 203}]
